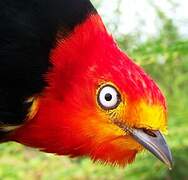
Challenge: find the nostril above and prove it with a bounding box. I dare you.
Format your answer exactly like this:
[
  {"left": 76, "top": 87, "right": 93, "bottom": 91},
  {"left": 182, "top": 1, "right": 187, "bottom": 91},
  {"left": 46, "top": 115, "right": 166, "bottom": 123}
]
[{"left": 143, "top": 129, "right": 157, "bottom": 137}]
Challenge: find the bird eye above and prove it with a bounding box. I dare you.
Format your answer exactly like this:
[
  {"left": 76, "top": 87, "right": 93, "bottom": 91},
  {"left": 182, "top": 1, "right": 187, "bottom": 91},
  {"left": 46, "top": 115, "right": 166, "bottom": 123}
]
[{"left": 97, "top": 85, "right": 121, "bottom": 110}]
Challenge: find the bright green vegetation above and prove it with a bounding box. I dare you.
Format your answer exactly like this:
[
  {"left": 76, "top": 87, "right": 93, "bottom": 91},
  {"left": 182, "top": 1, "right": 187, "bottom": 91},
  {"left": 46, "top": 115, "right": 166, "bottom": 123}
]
[{"left": 0, "top": 2, "right": 187, "bottom": 180}]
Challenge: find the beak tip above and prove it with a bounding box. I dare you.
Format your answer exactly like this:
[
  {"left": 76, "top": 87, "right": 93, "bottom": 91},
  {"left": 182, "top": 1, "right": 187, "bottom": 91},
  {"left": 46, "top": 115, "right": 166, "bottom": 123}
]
[
  {"left": 165, "top": 158, "right": 173, "bottom": 170},
  {"left": 167, "top": 161, "right": 173, "bottom": 170},
  {"left": 130, "top": 129, "right": 173, "bottom": 169},
  {"left": 166, "top": 155, "right": 173, "bottom": 170}
]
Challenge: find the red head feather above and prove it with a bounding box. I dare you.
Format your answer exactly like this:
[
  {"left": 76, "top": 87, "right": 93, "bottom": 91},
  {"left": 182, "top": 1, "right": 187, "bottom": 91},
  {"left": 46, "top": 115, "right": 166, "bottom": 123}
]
[{"left": 10, "top": 14, "right": 168, "bottom": 166}]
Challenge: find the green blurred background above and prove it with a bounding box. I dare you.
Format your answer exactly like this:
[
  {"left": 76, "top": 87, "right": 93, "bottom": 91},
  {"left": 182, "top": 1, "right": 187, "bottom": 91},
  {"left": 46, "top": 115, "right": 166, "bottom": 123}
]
[{"left": 0, "top": 0, "right": 187, "bottom": 179}]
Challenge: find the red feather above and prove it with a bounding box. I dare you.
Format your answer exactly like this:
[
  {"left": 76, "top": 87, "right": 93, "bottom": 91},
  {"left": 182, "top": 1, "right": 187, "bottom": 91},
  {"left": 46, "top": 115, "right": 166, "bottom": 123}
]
[{"left": 10, "top": 14, "right": 167, "bottom": 166}]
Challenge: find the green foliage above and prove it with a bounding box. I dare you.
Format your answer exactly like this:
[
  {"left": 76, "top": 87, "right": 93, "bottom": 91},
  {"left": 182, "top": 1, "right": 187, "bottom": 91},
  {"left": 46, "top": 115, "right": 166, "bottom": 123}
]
[{"left": 0, "top": 2, "right": 187, "bottom": 180}]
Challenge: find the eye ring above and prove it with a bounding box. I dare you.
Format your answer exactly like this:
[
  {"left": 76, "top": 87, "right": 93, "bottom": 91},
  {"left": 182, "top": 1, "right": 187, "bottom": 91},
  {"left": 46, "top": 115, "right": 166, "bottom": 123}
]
[{"left": 97, "top": 84, "right": 121, "bottom": 110}]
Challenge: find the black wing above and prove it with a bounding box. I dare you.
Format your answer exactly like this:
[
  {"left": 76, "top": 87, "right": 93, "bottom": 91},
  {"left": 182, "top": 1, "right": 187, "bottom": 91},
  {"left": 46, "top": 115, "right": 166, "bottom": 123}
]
[{"left": 0, "top": 0, "right": 95, "bottom": 131}]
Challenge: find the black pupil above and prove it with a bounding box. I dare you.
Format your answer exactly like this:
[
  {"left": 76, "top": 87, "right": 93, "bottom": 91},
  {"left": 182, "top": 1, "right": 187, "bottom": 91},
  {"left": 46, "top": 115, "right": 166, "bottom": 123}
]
[{"left": 105, "top": 93, "right": 112, "bottom": 101}]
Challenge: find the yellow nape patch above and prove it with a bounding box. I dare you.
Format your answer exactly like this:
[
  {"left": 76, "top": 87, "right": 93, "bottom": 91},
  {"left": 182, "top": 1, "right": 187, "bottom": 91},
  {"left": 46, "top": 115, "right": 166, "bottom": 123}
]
[
  {"left": 26, "top": 97, "right": 40, "bottom": 120},
  {"left": 133, "top": 100, "right": 168, "bottom": 134}
]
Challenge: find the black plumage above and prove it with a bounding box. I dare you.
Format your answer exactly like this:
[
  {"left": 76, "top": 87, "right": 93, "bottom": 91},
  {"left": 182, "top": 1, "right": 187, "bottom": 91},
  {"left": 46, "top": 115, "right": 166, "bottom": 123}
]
[{"left": 0, "top": 0, "right": 96, "bottom": 129}]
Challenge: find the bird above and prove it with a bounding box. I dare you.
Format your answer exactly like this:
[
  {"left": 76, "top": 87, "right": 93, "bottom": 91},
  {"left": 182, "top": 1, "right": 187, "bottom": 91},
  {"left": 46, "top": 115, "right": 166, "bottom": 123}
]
[{"left": 0, "top": 0, "right": 173, "bottom": 168}]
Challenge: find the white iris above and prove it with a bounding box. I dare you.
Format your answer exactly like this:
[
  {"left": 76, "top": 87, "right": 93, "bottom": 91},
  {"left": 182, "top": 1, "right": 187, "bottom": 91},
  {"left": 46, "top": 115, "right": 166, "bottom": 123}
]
[{"left": 98, "top": 85, "right": 120, "bottom": 109}]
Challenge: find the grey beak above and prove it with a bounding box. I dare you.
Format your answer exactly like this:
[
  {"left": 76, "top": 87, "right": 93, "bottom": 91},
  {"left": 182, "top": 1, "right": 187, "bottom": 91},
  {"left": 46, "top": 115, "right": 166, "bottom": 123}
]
[{"left": 129, "top": 128, "right": 173, "bottom": 169}]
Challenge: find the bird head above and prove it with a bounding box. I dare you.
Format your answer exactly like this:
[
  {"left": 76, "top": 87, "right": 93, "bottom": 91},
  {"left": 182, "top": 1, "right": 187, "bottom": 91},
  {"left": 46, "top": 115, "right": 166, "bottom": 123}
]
[{"left": 10, "top": 14, "right": 172, "bottom": 167}]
